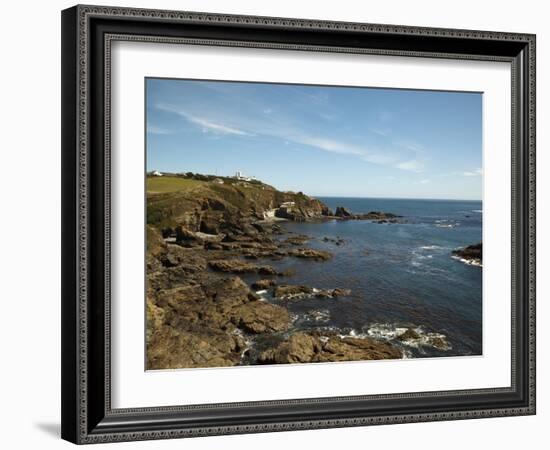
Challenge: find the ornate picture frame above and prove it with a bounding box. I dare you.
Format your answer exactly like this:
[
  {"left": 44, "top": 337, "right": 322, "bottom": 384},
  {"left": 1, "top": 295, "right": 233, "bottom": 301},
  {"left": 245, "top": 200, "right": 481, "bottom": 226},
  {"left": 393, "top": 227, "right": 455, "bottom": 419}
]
[{"left": 61, "top": 5, "right": 535, "bottom": 444}]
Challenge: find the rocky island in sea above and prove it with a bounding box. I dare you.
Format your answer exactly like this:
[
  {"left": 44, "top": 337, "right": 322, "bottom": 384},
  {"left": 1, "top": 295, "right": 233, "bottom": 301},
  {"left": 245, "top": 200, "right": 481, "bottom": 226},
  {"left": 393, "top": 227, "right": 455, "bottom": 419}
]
[
  {"left": 146, "top": 173, "right": 480, "bottom": 370},
  {"left": 452, "top": 243, "right": 482, "bottom": 267}
]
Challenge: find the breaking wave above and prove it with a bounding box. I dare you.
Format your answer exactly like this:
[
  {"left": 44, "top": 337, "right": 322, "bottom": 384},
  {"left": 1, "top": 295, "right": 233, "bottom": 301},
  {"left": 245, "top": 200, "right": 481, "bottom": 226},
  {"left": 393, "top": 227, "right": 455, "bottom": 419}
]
[{"left": 366, "top": 323, "right": 452, "bottom": 352}]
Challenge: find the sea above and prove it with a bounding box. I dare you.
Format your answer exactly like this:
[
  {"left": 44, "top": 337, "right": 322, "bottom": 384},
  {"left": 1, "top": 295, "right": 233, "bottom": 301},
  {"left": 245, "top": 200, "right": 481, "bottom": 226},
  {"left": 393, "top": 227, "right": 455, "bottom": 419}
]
[{"left": 244, "top": 197, "right": 482, "bottom": 360}]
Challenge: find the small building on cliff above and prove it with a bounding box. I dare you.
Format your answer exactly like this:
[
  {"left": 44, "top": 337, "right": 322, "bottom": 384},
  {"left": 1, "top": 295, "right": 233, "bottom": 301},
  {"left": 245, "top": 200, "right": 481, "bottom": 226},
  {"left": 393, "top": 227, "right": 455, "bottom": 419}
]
[{"left": 234, "top": 171, "right": 256, "bottom": 182}]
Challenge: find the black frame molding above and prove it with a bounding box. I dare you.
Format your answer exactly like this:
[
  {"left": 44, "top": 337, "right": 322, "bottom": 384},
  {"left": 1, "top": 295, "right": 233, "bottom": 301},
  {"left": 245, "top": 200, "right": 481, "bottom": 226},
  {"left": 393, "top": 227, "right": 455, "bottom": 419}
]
[{"left": 61, "top": 4, "right": 536, "bottom": 444}]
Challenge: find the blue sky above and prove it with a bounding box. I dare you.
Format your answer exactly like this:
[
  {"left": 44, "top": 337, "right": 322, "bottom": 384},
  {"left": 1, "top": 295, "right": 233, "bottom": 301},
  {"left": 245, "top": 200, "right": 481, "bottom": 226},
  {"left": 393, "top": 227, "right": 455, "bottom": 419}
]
[{"left": 146, "top": 78, "right": 482, "bottom": 200}]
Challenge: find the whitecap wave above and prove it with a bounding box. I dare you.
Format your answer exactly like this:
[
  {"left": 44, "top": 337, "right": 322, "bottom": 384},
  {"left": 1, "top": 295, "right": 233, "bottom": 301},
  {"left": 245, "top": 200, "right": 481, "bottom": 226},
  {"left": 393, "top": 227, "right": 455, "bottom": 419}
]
[
  {"left": 410, "top": 245, "right": 448, "bottom": 269},
  {"left": 435, "top": 223, "right": 459, "bottom": 228},
  {"left": 366, "top": 323, "right": 452, "bottom": 352},
  {"left": 451, "top": 255, "right": 482, "bottom": 267},
  {"left": 367, "top": 323, "right": 409, "bottom": 340},
  {"left": 301, "top": 309, "right": 331, "bottom": 324}
]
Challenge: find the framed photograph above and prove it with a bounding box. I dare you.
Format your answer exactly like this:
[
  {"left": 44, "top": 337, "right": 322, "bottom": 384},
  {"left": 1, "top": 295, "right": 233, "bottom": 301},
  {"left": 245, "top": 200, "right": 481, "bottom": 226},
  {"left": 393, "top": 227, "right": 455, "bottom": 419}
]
[{"left": 61, "top": 5, "right": 536, "bottom": 444}]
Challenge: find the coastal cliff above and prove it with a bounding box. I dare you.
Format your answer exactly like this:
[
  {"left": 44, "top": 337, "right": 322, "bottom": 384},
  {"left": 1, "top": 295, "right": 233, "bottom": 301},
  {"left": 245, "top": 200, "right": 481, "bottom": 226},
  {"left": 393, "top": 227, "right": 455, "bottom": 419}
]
[
  {"left": 146, "top": 175, "right": 404, "bottom": 369},
  {"left": 147, "top": 175, "right": 331, "bottom": 235}
]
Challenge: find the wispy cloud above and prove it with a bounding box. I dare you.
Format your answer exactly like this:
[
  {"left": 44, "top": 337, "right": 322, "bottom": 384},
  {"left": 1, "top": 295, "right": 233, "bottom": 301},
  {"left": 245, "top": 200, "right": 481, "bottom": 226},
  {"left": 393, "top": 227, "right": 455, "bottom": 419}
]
[
  {"left": 156, "top": 102, "right": 423, "bottom": 172},
  {"left": 147, "top": 125, "right": 172, "bottom": 135},
  {"left": 418, "top": 179, "right": 430, "bottom": 184},
  {"left": 290, "top": 135, "right": 395, "bottom": 165},
  {"left": 370, "top": 127, "right": 391, "bottom": 137},
  {"left": 189, "top": 115, "right": 253, "bottom": 136},
  {"left": 157, "top": 103, "right": 253, "bottom": 136},
  {"left": 462, "top": 168, "right": 483, "bottom": 176},
  {"left": 396, "top": 160, "right": 423, "bottom": 172}
]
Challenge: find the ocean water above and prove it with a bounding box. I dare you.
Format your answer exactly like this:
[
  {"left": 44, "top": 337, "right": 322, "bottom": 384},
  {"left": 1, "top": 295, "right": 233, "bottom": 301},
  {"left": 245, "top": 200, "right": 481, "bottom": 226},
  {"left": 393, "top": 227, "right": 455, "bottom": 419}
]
[{"left": 247, "top": 197, "right": 482, "bottom": 359}]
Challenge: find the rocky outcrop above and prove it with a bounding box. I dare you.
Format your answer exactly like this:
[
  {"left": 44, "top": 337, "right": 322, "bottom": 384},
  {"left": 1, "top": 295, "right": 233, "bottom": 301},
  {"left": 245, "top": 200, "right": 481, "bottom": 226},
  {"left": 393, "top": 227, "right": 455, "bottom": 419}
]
[
  {"left": 323, "top": 236, "right": 345, "bottom": 246},
  {"left": 175, "top": 225, "right": 204, "bottom": 247},
  {"left": 288, "top": 248, "right": 332, "bottom": 261},
  {"left": 397, "top": 328, "right": 420, "bottom": 341},
  {"left": 362, "top": 211, "right": 401, "bottom": 220},
  {"left": 147, "top": 324, "right": 247, "bottom": 369},
  {"left": 395, "top": 327, "right": 451, "bottom": 351},
  {"left": 258, "top": 332, "right": 402, "bottom": 364},
  {"left": 147, "top": 225, "right": 167, "bottom": 258},
  {"left": 316, "top": 288, "right": 352, "bottom": 298},
  {"left": 452, "top": 243, "right": 482, "bottom": 266},
  {"left": 335, "top": 206, "right": 353, "bottom": 218},
  {"left": 147, "top": 177, "right": 333, "bottom": 236},
  {"left": 334, "top": 206, "right": 401, "bottom": 221},
  {"left": 283, "top": 234, "right": 311, "bottom": 246},
  {"left": 232, "top": 302, "right": 290, "bottom": 334},
  {"left": 273, "top": 285, "right": 314, "bottom": 299},
  {"left": 274, "top": 199, "right": 331, "bottom": 222},
  {"left": 147, "top": 276, "right": 291, "bottom": 369},
  {"left": 273, "top": 285, "right": 352, "bottom": 300},
  {"left": 208, "top": 259, "right": 279, "bottom": 275}
]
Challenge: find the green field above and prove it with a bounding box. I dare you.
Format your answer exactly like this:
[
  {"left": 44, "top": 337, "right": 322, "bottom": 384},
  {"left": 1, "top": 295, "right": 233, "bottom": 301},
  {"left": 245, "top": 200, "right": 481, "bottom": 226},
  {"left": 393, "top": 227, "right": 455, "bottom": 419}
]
[{"left": 147, "top": 176, "right": 205, "bottom": 193}]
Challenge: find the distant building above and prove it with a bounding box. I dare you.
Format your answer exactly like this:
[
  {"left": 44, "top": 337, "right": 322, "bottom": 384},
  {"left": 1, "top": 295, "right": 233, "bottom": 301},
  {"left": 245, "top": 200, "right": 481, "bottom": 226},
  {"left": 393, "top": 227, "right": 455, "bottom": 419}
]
[
  {"left": 280, "top": 201, "right": 295, "bottom": 208},
  {"left": 233, "top": 171, "right": 256, "bottom": 182},
  {"left": 151, "top": 170, "right": 163, "bottom": 177},
  {"left": 213, "top": 178, "right": 224, "bottom": 184}
]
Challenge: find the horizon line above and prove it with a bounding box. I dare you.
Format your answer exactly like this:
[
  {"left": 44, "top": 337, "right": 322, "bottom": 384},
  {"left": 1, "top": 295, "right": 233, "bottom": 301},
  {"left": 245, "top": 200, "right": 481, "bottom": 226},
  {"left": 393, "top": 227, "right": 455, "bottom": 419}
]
[{"left": 311, "top": 195, "right": 482, "bottom": 202}]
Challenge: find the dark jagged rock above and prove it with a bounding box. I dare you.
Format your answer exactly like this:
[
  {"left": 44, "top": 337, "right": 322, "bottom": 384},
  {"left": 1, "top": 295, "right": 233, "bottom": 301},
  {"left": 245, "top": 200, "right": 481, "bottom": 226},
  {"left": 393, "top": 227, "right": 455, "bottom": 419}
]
[
  {"left": 273, "top": 285, "right": 314, "bottom": 299},
  {"left": 452, "top": 243, "right": 482, "bottom": 266},
  {"left": 362, "top": 211, "right": 400, "bottom": 220},
  {"left": 273, "top": 285, "right": 352, "bottom": 300},
  {"left": 175, "top": 225, "right": 204, "bottom": 247},
  {"left": 397, "top": 328, "right": 420, "bottom": 341},
  {"left": 334, "top": 207, "right": 401, "bottom": 221},
  {"left": 329, "top": 288, "right": 352, "bottom": 297},
  {"left": 335, "top": 206, "right": 353, "bottom": 217},
  {"left": 323, "top": 236, "right": 346, "bottom": 246}
]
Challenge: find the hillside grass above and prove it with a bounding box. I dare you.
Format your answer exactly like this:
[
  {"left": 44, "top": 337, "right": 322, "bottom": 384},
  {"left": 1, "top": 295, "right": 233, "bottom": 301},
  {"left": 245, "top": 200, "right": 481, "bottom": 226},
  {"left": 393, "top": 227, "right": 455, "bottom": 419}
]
[
  {"left": 147, "top": 176, "right": 205, "bottom": 193},
  {"left": 145, "top": 174, "right": 317, "bottom": 229}
]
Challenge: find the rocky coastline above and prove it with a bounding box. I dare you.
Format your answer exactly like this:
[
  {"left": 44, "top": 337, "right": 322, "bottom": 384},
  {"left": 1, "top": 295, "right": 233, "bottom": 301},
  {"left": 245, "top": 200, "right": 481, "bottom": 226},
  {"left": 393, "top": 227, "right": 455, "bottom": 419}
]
[
  {"left": 452, "top": 243, "right": 482, "bottom": 267},
  {"left": 146, "top": 175, "right": 409, "bottom": 369}
]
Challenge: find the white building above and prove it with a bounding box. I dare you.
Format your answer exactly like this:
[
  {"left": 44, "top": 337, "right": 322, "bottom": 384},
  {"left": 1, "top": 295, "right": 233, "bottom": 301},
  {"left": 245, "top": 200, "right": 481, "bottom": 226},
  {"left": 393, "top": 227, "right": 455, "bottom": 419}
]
[
  {"left": 151, "top": 170, "right": 163, "bottom": 177},
  {"left": 234, "top": 171, "right": 256, "bottom": 182}
]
